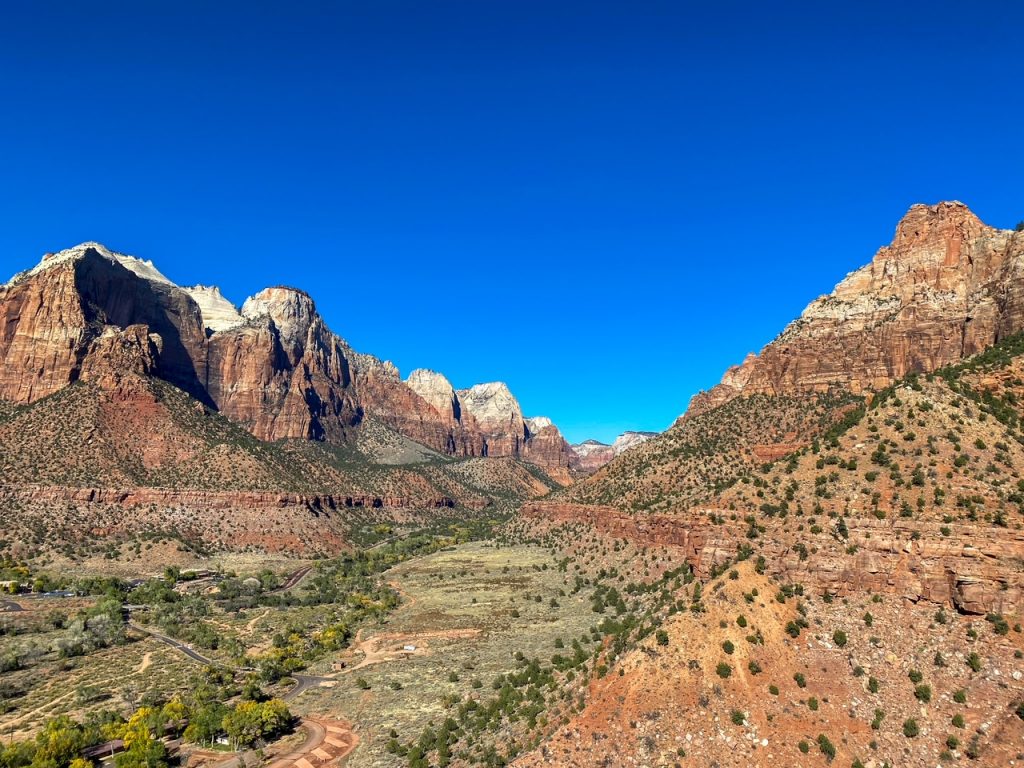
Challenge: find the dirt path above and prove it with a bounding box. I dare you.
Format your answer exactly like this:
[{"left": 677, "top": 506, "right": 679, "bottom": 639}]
[
  {"left": 341, "top": 628, "right": 482, "bottom": 673},
  {"left": 388, "top": 579, "right": 416, "bottom": 610},
  {"left": 136, "top": 651, "right": 154, "bottom": 674},
  {"left": 245, "top": 608, "right": 270, "bottom": 632}
]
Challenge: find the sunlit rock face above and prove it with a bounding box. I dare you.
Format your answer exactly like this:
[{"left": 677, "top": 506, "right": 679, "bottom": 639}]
[{"left": 688, "top": 201, "right": 1024, "bottom": 416}]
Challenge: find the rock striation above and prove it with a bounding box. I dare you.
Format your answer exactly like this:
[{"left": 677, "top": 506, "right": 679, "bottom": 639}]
[
  {"left": 689, "top": 202, "right": 1024, "bottom": 416},
  {"left": 520, "top": 502, "right": 1024, "bottom": 615}
]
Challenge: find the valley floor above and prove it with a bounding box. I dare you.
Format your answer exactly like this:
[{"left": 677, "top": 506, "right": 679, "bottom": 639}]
[{"left": 282, "top": 541, "right": 599, "bottom": 767}]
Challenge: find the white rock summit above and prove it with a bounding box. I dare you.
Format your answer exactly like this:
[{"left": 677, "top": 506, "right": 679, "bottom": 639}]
[
  {"left": 406, "top": 369, "right": 459, "bottom": 421},
  {"left": 185, "top": 285, "right": 244, "bottom": 333}
]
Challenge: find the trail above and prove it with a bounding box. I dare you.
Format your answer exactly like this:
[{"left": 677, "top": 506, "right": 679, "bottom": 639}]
[
  {"left": 245, "top": 608, "right": 270, "bottom": 632},
  {"left": 136, "top": 651, "right": 153, "bottom": 674}
]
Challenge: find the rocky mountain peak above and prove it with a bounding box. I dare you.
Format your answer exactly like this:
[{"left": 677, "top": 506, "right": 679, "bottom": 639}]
[
  {"left": 687, "top": 201, "right": 1024, "bottom": 416},
  {"left": 241, "top": 287, "right": 320, "bottom": 355},
  {"left": 185, "top": 285, "right": 244, "bottom": 334},
  {"left": 525, "top": 416, "right": 553, "bottom": 436},
  {"left": 406, "top": 369, "right": 459, "bottom": 419},
  {"left": 458, "top": 382, "right": 523, "bottom": 429},
  {"left": 890, "top": 200, "right": 984, "bottom": 256}
]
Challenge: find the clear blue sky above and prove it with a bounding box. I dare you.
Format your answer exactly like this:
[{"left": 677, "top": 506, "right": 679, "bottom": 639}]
[{"left": 1, "top": 2, "right": 1022, "bottom": 443}]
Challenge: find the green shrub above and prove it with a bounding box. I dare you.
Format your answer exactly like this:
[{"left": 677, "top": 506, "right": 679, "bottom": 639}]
[
  {"left": 817, "top": 733, "right": 836, "bottom": 761},
  {"left": 903, "top": 718, "right": 919, "bottom": 738}
]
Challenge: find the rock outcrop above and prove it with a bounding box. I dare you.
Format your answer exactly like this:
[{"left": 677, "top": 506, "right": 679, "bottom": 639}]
[
  {"left": 184, "top": 285, "right": 245, "bottom": 333},
  {"left": 457, "top": 382, "right": 526, "bottom": 457},
  {"left": 0, "top": 242, "right": 576, "bottom": 477},
  {"left": 689, "top": 202, "right": 1024, "bottom": 416},
  {"left": 611, "top": 430, "right": 657, "bottom": 455}
]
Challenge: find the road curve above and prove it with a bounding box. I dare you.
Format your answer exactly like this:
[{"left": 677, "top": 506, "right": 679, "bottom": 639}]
[{"left": 283, "top": 674, "right": 333, "bottom": 701}]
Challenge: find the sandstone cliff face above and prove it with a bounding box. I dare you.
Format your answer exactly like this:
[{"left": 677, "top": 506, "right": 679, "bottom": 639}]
[
  {"left": 206, "top": 286, "right": 360, "bottom": 441},
  {"left": 457, "top": 382, "right": 526, "bottom": 457},
  {"left": 0, "top": 244, "right": 210, "bottom": 405},
  {"left": 0, "top": 243, "right": 576, "bottom": 477},
  {"left": 570, "top": 431, "right": 659, "bottom": 473},
  {"left": 689, "top": 202, "right": 1024, "bottom": 416}
]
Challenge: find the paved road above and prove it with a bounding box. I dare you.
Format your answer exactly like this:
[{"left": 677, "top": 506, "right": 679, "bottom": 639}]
[
  {"left": 270, "top": 566, "right": 312, "bottom": 594},
  {"left": 131, "top": 621, "right": 330, "bottom": 701},
  {"left": 0, "top": 600, "right": 23, "bottom": 612},
  {"left": 283, "top": 674, "right": 333, "bottom": 702},
  {"left": 129, "top": 623, "right": 219, "bottom": 666}
]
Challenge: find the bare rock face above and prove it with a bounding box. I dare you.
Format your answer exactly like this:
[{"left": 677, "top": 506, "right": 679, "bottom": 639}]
[
  {"left": 208, "top": 286, "right": 359, "bottom": 441},
  {"left": 521, "top": 424, "right": 578, "bottom": 482},
  {"left": 689, "top": 202, "right": 1024, "bottom": 415},
  {"left": 79, "top": 324, "right": 163, "bottom": 390},
  {"left": 184, "top": 285, "right": 244, "bottom": 333},
  {"left": 406, "top": 369, "right": 461, "bottom": 422},
  {"left": 611, "top": 430, "right": 657, "bottom": 455},
  {"left": 570, "top": 431, "right": 658, "bottom": 473},
  {"left": 0, "top": 244, "right": 209, "bottom": 405},
  {"left": 458, "top": 382, "right": 526, "bottom": 457},
  {"left": 0, "top": 243, "right": 578, "bottom": 478}
]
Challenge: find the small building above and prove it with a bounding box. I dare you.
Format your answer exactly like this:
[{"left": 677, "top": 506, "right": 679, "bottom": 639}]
[{"left": 403, "top": 645, "right": 416, "bottom": 652}]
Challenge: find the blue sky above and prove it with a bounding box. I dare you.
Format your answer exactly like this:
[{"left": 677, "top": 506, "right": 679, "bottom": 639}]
[{"left": 1, "top": 2, "right": 1022, "bottom": 443}]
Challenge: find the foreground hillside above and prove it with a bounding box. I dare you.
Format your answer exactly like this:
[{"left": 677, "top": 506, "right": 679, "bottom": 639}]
[
  {"left": 514, "top": 561, "right": 1024, "bottom": 767},
  {"left": 512, "top": 204, "right": 1024, "bottom": 766},
  {"left": 564, "top": 391, "right": 860, "bottom": 511}
]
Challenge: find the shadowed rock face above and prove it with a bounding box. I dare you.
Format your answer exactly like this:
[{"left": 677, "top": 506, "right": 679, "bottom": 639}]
[
  {"left": 688, "top": 202, "right": 1024, "bottom": 416},
  {"left": 0, "top": 245, "right": 210, "bottom": 405},
  {"left": 0, "top": 243, "right": 576, "bottom": 475}
]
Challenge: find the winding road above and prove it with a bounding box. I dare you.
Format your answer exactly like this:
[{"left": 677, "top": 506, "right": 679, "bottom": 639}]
[
  {"left": 282, "top": 674, "right": 333, "bottom": 702},
  {"left": 206, "top": 717, "right": 356, "bottom": 768},
  {"left": 129, "top": 622, "right": 333, "bottom": 701}
]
